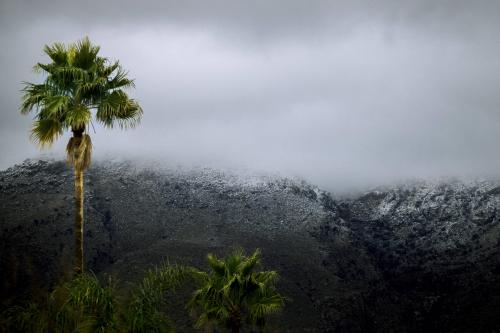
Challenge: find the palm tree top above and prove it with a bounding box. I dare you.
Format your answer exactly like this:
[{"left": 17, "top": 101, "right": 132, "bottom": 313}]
[
  {"left": 190, "top": 249, "right": 285, "bottom": 332},
  {"left": 20, "top": 36, "right": 143, "bottom": 147}
]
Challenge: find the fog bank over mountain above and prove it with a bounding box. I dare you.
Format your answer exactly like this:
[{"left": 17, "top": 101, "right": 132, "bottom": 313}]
[{"left": 1, "top": 0, "right": 500, "bottom": 191}]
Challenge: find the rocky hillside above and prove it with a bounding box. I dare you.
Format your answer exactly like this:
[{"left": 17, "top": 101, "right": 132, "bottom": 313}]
[{"left": 1, "top": 159, "right": 500, "bottom": 332}]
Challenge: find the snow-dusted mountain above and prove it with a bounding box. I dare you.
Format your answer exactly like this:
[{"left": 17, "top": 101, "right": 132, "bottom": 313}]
[{"left": 1, "top": 159, "right": 500, "bottom": 332}]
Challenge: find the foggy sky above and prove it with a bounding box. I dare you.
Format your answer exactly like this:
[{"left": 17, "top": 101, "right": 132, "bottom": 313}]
[{"left": 1, "top": 0, "right": 500, "bottom": 191}]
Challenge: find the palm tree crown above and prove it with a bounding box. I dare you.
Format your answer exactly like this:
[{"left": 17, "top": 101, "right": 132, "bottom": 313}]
[
  {"left": 21, "top": 36, "right": 142, "bottom": 162},
  {"left": 189, "top": 249, "right": 285, "bottom": 333}
]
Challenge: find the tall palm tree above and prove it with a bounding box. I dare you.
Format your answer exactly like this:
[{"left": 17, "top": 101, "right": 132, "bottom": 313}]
[
  {"left": 20, "top": 37, "right": 143, "bottom": 274},
  {"left": 188, "top": 249, "right": 285, "bottom": 333}
]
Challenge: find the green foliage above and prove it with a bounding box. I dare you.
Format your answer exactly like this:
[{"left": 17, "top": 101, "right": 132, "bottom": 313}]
[
  {"left": 188, "top": 249, "right": 285, "bottom": 332},
  {"left": 0, "top": 302, "right": 44, "bottom": 333},
  {"left": 0, "top": 251, "right": 285, "bottom": 333},
  {"left": 21, "top": 36, "right": 143, "bottom": 152},
  {"left": 125, "top": 264, "right": 194, "bottom": 333},
  {"left": 59, "top": 273, "right": 117, "bottom": 332},
  {"left": 0, "top": 266, "right": 194, "bottom": 333},
  {"left": 0, "top": 273, "right": 116, "bottom": 333}
]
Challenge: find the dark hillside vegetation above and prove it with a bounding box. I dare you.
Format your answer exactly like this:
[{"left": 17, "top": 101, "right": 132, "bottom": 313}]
[{"left": 2, "top": 159, "right": 500, "bottom": 332}]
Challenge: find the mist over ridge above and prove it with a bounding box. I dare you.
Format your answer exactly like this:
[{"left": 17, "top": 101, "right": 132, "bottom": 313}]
[{"left": 1, "top": 0, "right": 500, "bottom": 191}]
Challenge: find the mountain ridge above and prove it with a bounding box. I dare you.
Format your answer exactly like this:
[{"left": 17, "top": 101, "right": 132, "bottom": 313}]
[{"left": 1, "top": 159, "right": 500, "bottom": 332}]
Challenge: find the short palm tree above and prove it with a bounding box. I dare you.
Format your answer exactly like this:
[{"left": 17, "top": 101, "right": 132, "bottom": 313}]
[
  {"left": 20, "top": 37, "right": 143, "bottom": 274},
  {"left": 188, "top": 249, "right": 285, "bottom": 333}
]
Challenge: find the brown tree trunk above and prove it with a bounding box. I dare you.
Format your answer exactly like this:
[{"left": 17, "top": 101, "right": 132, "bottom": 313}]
[
  {"left": 230, "top": 308, "right": 241, "bottom": 333},
  {"left": 231, "top": 324, "right": 240, "bottom": 333},
  {"left": 71, "top": 127, "right": 85, "bottom": 275},
  {"left": 74, "top": 166, "right": 84, "bottom": 274}
]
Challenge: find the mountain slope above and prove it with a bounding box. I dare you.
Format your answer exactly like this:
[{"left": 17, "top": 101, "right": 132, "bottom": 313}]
[{"left": 1, "top": 160, "right": 500, "bottom": 332}]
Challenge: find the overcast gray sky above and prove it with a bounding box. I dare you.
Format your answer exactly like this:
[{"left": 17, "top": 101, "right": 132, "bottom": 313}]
[{"left": 1, "top": 0, "right": 500, "bottom": 190}]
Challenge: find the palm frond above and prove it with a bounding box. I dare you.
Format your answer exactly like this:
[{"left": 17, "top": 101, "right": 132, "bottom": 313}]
[
  {"left": 101, "top": 61, "right": 120, "bottom": 77},
  {"left": 96, "top": 90, "right": 143, "bottom": 128},
  {"left": 33, "top": 62, "right": 56, "bottom": 75},
  {"left": 42, "top": 95, "right": 70, "bottom": 118},
  {"left": 254, "top": 271, "right": 279, "bottom": 286},
  {"left": 63, "top": 104, "right": 91, "bottom": 129},
  {"left": 206, "top": 254, "right": 226, "bottom": 277},
  {"left": 43, "top": 42, "right": 68, "bottom": 65},
  {"left": 30, "top": 118, "right": 63, "bottom": 146},
  {"left": 55, "top": 273, "right": 117, "bottom": 332},
  {"left": 72, "top": 37, "right": 100, "bottom": 70},
  {"left": 240, "top": 249, "right": 261, "bottom": 277},
  {"left": 78, "top": 77, "right": 107, "bottom": 96},
  {"left": 0, "top": 302, "right": 46, "bottom": 333},
  {"left": 247, "top": 289, "right": 285, "bottom": 327},
  {"left": 226, "top": 250, "right": 244, "bottom": 276},
  {"left": 1, "top": 274, "right": 117, "bottom": 333},
  {"left": 20, "top": 83, "right": 48, "bottom": 114},
  {"left": 53, "top": 66, "right": 89, "bottom": 82},
  {"left": 107, "top": 67, "right": 136, "bottom": 90},
  {"left": 126, "top": 264, "right": 192, "bottom": 333}
]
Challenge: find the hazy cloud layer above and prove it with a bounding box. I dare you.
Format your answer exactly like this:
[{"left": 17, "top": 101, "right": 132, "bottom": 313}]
[{"left": 1, "top": 0, "right": 500, "bottom": 191}]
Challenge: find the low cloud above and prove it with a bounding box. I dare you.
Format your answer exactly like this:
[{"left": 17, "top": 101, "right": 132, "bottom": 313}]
[{"left": 1, "top": 0, "right": 500, "bottom": 191}]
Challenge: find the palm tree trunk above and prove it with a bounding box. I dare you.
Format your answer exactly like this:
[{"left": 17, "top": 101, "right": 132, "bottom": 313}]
[
  {"left": 231, "top": 324, "right": 240, "bottom": 333},
  {"left": 230, "top": 308, "right": 241, "bottom": 333},
  {"left": 74, "top": 166, "right": 84, "bottom": 274},
  {"left": 69, "top": 127, "right": 88, "bottom": 275}
]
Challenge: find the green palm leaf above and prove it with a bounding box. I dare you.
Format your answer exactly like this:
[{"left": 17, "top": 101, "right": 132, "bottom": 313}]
[{"left": 30, "top": 118, "right": 63, "bottom": 146}]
